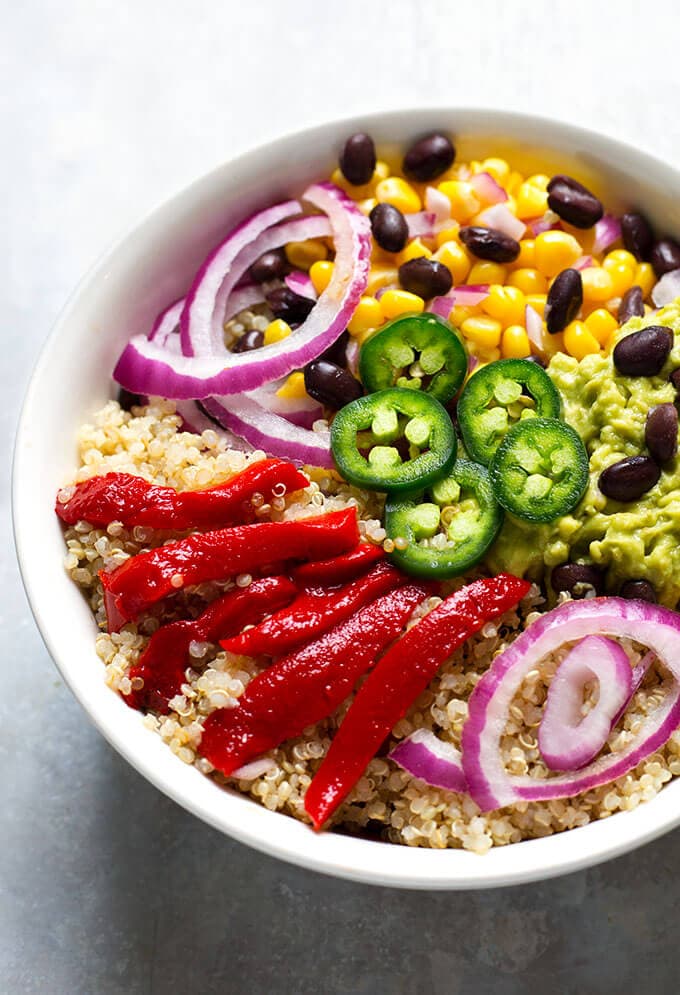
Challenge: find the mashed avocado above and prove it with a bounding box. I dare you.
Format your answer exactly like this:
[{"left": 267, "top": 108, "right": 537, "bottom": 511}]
[{"left": 488, "top": 300, "right": 680, "bottom": 606}]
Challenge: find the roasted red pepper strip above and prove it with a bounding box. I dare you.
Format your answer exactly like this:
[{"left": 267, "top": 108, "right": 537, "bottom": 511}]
[
  {"left": 55, "top": 459, "right": 308, "bottom": 530},
  {"left": 200, "top": 583, "right": 429, "bottom": 776},
  {"left": 220, "top": 561, "right": 401, "bottom": 657},
  {"left": 100, "top": 508, "right": 359, "bottom": 631},
  {"left": 304, "top": 573, "right": 531, "bottom": 829},
  {"left": 124, "top": 576, "right": 297, "bottom": 713},
  {"left": 290, "top": 543, "right": 384, "bottom": 588}
]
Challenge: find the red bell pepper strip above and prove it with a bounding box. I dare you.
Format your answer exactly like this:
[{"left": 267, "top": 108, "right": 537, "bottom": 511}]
[
  {"left": 304, "top": 573, "right": 531, "bottom": 829},
  {"left": 199, "top": 582, "right": 430, "bottom": 776},
  {"left": 290, "top": 543, "right": 384, "bottom": 588},
  {"left": 124, "top": 576, "right": 297, "bottom": 713},
  {"left": 220, "top": 561, "right": 401, "bottom": 658},
  {"left": 100, "top": 508, "right": 359, "bottom": 631},
  {"left": 55, "top": 459, "right": 308, "bottom": 530}
]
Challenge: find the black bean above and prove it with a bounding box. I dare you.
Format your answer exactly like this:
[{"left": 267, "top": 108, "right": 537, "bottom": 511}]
[
  {"left": 618, "top": 285, "right": 645, "bottom": 325},
  {"left": 621, "top": 212, "right": 654, "bottom": 260},
  {"left": 398, "top": 257, "right": 453, "bottom": 299},
  {"left": 266, "top": 286, "right": 315, "bottom": 325},
  {"left": 403, "top": 133, "right": 455, "bottom": 182},
  {"left": 117, "top": 387, "right": 144, "bottom": 411},
  {"left": 249, "top": 249, "right": 289, "bottom": 283},
  {"left": 546, "top": 174, "right": 604, "bottom": 229},
  {"left": 339, "top": 132, "right": 376, "bottom": 186},
  {"left": 370, "top": 202, "right": 409, "bottom": 253},
  {"left": 232, "top": 329, "right": 264, "bottom": 353},
  {"left": 458, "top": 226, "right": 520, "bottom": 263},
  {"left": 320, "top": 330, "right": 350, "bottom": 367},
  {"left": 670, "top": 368, "right": 680, "bottom": 392},
  {"left": 304, "top": 360, "right": 363, "bottom": 409},
  {"left": 612, "top": 325, "right": 673, "bottom": 377},
  {"left": 650, "top": 237, "right": 680, "bottom": 277},
  {"left": 545, "top": 268, "right": 583, "bottom": 334},
  {"left": 645, "top": 403, "right": 678, "bottom": 464},
  {"left": 598, "top": 455, "right": 661, "bottom": 502},
  {"left": 620, "top": 579, "right": 657, "bottom": 603},
  {"left": 551, "top": 563, "right": 605, "bottom": 598}
]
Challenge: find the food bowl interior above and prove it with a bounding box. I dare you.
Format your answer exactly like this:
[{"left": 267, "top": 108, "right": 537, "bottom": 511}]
[{"left": 14, "top": 109, "right": 680, "bottom": 888}]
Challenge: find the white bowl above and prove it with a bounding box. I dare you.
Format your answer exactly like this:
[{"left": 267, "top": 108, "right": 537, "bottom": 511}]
[{"left": 14, "top": 109, "right": 680, "bottom": 889}]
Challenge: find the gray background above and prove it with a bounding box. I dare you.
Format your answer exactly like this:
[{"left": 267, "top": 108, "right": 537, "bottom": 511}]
[{"left": 4, "top": 2, "right": 680, "bottom": 992}]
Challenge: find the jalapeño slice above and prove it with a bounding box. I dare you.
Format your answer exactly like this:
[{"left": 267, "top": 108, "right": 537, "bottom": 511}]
[
  {"left": 489, "top": 417, "right": 589, "bottom": 523},
  {"left": 359, "top": 313, "right": 468, "bottom": 403},
  {"left": 457, "top": 358, "right": 561, "bottom": 466},
  {"left": 330, "top": 387, "right": 456, "bottom": 493},
  {"left": 384, "top": 459, "right": 504, "bottom": 578}
]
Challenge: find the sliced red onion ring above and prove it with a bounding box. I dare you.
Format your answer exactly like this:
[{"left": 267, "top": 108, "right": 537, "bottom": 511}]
[
  {"left": 251, "top": 379, "right": 322, "bottom": 430},
  {"left": 462, "top": 598, "right": 680, "bottom": 811},
  {"left": 528, "top": 211, "right": 560, "bottom": 236},
  {"left": 223, "top": 283, "right": 267, "bottom": 323},
  {"left": 476, "top": 205, "right": 526, "bottom": 242},
  {"left": 389, "top": 728, "right": 467, "bottom": 793},
  {"left": 469, "top": 171, "right": 508, "bottom": 206},
  {"left": 425, "top": 186, "right": 452, "bottom": 223},
  {"left": 405, "top": 211, "right": 437, "bottom": 239},
  {"left": 537, "top": 635, "right": 634, "bottom": 771},
  {"left": 149, "top": 299, "right": 184, "bottom": 343},
  {"left": 651, "top": 268, "right": 680, "bottom": 307},
  {"left": 114, "top": 183, "right": 371, "bottom": 398},
  {"left": 284, "top": 271, "right": 317, "bottom": 301},
  {"left": 525, "top": 304, "right": 544, "bottom": 351},
  {"left": 592, "top": 215, "right": 621, "bottom": 254}
]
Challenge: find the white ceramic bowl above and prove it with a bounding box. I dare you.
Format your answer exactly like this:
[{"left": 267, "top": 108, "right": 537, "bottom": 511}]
[{"left": 14, "top": 109, "right": 680, "bottom": 889}]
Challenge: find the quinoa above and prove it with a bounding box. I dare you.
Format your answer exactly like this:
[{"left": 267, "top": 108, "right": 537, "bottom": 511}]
[{"left": 61, "top": 398, "right": 680, "bottom": 853}]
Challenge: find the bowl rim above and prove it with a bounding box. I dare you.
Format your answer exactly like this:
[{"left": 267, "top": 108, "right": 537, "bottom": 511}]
[{"left": 13, "top": 106, "right": 680, "bottom": 890}]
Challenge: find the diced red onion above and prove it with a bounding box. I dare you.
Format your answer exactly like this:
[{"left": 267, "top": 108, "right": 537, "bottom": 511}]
[
  {"left": 525, "top": 304, "right": 544, "bottom": 351},
  {"left": 425, "top": 186, "right": 452, "bottom": 223},
  {"left": 461, "top": 598, "right": 680, "bottom": 811},
  {"left": 428, "top": 295, "right": 455, "bottom": 319},
  {"left": 284, "top": 271, "right": 317, "bottom": 301},
  {"left": 453, "top": 284, "right": 490, "bottom": 307},
  {"left": 389, "top": 729, "right": 466, "bottom": 793},
  {"left": 405, "top": 211, "right": 437, "bottom": 239},
  {"left": 572, "top": 255, "right": 594, "bottom": 272},
  {"left": 528, "top": 211, "right": 560, "bottom": 236},
  {"left": 592, "top": 215, "right": 621, "bottom": 254},
  {"left": 476, "top": 205, "right": 526, "bottom": 242},
  {"left": 651, "top": 268, "right": 680, "bottom": 307},
  {"left": 469, "top": 171, "right": 508, "bottom": 206}
]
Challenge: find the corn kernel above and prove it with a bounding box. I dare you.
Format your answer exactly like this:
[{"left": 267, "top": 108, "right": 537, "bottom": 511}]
[
  {"left": 635, "top": 261, "right": 656, "bottom": 298},
  {"left": 581, "top": 267, "right": 615, "bottom": 302},
  {"left": 515, "top": 182, "right": 548, "bottom": 220},
  {"left": 366, "top": 266, "right": 399, "bottom": 297},
  {"left": 375, "top": 176, "right": 422, "bottom": 214},
  {"left": 468, "top": 261, "right": 507, "bottom": 285},
  {"left": 435, "top": 223, "right": 460, "bottom": 247},
  {"left": 501, "top": 325, "right": 531, "bottom": 359},
  {"left": 510, "top": 239, "right": 536, "bottom": 270},
  {"left": 348, "top": 296, "right": 384, "bottom": 335},
  {"left": 264, "top": 319, "right": 292, "bottom": 345},
  {"left": 330, "top": 160, "right": 389, "bottom": 199},
  {"left": 395, "top": 238, "right": 432, "bottom": 267},
  {"left": 584, "top": 307, "right": 619, "bottom": 346},
  {"left": 526, "top": 293, "right": 547, "bottom": 318},
  {"left": 434, "top": 241, "right": 471, "bottom": 284},
  {"left": 275, "top": 372, "right": 308, "bottom": 400},
  {"left": 507, "top": 267, "right": 548, "bottom": 295},
  {"left": 285, "top": 239, "right": 328, "bottom": 270},
  {"left": 563, "top": 320, "right": 601, "bottom": 359},
  {"left": 449, "top": 305, "right": 478, "bottom": 326},
  {"left": 606, "top": 249, "right": 637, "bottom": 269},
  {"left": 602, "top": 258, "right": 635, "bottom": 297},
  {"left": 527, "top": 173, "right": 550, "bottom": 192},
  {"left": 534, "top": 231, "right": 583, "bottom": 277},
  {"left": 309, "top": 260, "right": 334, "bottom": 295},
  {"left": 506, "top": 171, "right": 525, "bottom": 196},
  {"left": 358, "top": 198, "right": 377, "bottom": 215},
  {"left": 379, "top": 289, "right": 425, "bottom": 320},
  {"left": 438, "top": 180, "right": 480, "bottom": 222},
  {"left": 460, "top": 315, "right": 503, "bottom": 349},
  {"left": 481, "top": 158, "right": 510, "bottom": 184},
  {"left": 481, "top": 285, "right": 526, "bottom": 327}
]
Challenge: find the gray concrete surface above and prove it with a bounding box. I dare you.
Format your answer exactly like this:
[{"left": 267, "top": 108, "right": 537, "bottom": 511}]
[{"left": 4, "top": 2, "right": 680, "bottom": 991}]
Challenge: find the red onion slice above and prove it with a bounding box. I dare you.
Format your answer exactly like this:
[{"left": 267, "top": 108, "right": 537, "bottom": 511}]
[
  {"left": 573, "top": 255, "right": 594, "bottom": 272},
  {"left": 223, "top": 283, "right": 267, "bottom": 323},
  {"left": 462, "top": 598, "right": 680, "bottom": 811},
  {"left": 149, "top": 299, "right": 184, "bottom": 343},
  {"left": 527, "top": 211, "right": 560, "bottom": 236},
  {"left": 284, "top": 271, "right": 317, "bottom": 301},
  {"left": 469, "top": 171, "right": 508, "bottom": 206},
  {"left": 425, "top": 186, "right": 452, "bottom": 223},
  {"left": 405, "top": 211, "right": 437, "bottom": 239},
  {"left": 453, "top": 284, "right": 490, "bottom": 307},
  {"left": 476, "top": 205, "right": 526, "bottom": 242},
  {"left": 537, "top": 635, "right": 634, "bottom": 771},
  {"left": 525, "top": 304, "right": 544, "bottom": 351},
  {"left": 389, "top": 729, "right": 467, "bottom": 793},
  {"left": 428, "top": 295, "right": 455, "bottom": 319},
  {"left": 651, "top": 268, "right": 680, "bottom": 307},
  {"left": 592, "top": 215, "right": 621, "bottom": 254}
]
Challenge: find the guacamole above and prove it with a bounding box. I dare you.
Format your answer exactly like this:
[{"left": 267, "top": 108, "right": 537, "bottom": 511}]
[{"left": 488, "top": 300, "right": 680, "bottom": 606}]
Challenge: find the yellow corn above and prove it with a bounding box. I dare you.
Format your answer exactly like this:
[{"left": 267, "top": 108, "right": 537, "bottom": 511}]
[
  {"left": 330, "top": 160, "right": 390, "bottom": 199},
  {"left": 581, "top": 267, "right": 615, "bottom": 302},
  {"left": 534, "top": 231, "right": 582, "bottom": 277},
  {"left": 375, "top": 176, "right": 422, "bottom": 214},
  {"left": 584, "top": 307, "right": 619, "bottom": 346},
  {"left": 435, "top": 223, "right": 460, "bottom": 247},
  {"left": 606, "top": 249, "right": 637, "bottom": 269},
  {"left": 515, "top": 181, "right": 548, "bottom": 220},
  {"left": 449, "top": 305, "right": 479, "bottom": 326},
  {"left": 527, "top": 173, "right": 550, "bottom": 192},
  {"left": 506, "top": 171, "right": 525, "bottom": 196},
  {"left": 395, "top": 238, "right": 432, "bottom": 267},
  {"left": 358, "top": 197, "right": 377, "bottom": 215},
  {"left": 285, "top": 239, "right": 328, "bottom": 270},
  {"left": 511, "top": 239, "right": 536, "bottom": 269},
  {"left": 563, "top": 320, "right": 601, "bottom": 359},
  {"left": 437, "top": 180, "right": 480, "bottom": 222},
  {"left": 379, "top": 289, "right": 425, "bottom": 320},
  {"left": 526, "top": 293, "right": 547, "bottom": 318},
  {"left": 481, "top": 285, "right": 526, "bottom": 327},
  {"left": 366, "top": 265, "right": 399, "bottom": 297},
  {"left": 507, "top": 267, "right": 548, "bottom": 295},
  {"left": 309, "top": 260, "right": 334, "bottom": 295},
  {"left": 264, "top": 319, "right": 292, "bottom": 345},
  {"left": 276, "top": 372, "right": 308, "bottom": 401},
  {"left": 501, "top": 325, "right": 531, "bottom": 358},
  {"left": 348, "top": 296, "right": 384, "bottom": 336},
  {"left": 603, "top": 257, "right": 635, "bottom": 297},
  {"left": 433, "top": 241, "right": 471, "bottom": 284},
  {"left": 481, "top": 158, "right": 510, "bottom": 184},
  {"left": 635, "top": 261, "right": 656, "bottom": 298},
  {"left": 468, "top": 261, "right": 508, "bottom": 285},
  {"left": 460, "top": 315, "right": 503, "bottom": 350}
]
